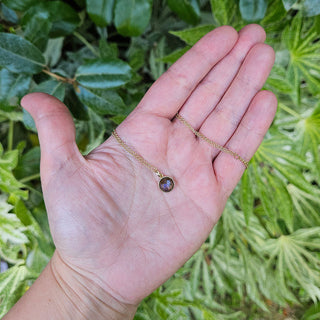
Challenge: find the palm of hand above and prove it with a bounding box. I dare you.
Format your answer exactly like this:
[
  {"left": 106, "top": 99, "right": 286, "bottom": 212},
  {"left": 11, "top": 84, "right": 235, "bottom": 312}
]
[{"left": 21, "top": 25, "right": 277, "bottom": 305}]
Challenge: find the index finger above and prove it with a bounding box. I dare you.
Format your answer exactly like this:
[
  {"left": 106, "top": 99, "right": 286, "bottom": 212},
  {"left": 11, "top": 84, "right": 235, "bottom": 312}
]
[{"left": 136, "top": 26, "right": 238, "bottom": 119}]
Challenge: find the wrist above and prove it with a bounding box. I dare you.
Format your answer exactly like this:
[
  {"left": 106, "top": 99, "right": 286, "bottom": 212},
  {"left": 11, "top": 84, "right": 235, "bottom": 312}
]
[{"left": 50, "top": 251, "right": 138, "bottom": 320}]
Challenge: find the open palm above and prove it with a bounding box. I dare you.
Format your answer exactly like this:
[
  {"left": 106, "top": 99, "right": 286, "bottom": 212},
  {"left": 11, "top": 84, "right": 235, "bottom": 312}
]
[{"left": 21, "top": 25, "right": 277, "bottom": 306}]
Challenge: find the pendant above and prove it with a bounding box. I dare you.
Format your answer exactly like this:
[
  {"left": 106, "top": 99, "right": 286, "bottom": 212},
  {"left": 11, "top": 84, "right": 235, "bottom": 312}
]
[{"left": 159, "top": 176, "right": 174, "bottom": 192}]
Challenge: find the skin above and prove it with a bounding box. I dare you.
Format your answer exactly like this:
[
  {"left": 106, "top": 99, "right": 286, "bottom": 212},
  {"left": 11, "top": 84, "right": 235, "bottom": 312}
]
[{"left": 4, "top": 24, "right": 277, "bottom": 319}]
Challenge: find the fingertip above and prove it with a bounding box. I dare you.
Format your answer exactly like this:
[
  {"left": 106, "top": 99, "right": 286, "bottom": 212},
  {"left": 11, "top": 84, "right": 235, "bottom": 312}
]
[
  {"left": 258, "top": 90, "right": 278, "bottom": 113},
  {"left": 248, "top": 43, "right": 276, "bottom": 66},
  {"left": 203, "top": 25, "right": 238, "bottom": 49},
  {"left": 239, "top": 24, "right": 266, "bottom": 43}
]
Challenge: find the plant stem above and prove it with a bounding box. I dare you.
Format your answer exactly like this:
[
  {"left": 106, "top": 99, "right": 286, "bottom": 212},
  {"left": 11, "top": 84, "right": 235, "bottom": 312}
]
[
  {"left": 73, "top": 31, "right": 99, "bottom": 56},
  {"left": 8, "top": 120, "right": 14, "bottom": 151},
  {"left": 20, "top": 173, "right": 41, "bottom": 184},
  {"left": 42, "top": 69, "right": 75, "bottom": 84},
  {"left": 278, "top": 103, "right": 302, "bottom": 119}
]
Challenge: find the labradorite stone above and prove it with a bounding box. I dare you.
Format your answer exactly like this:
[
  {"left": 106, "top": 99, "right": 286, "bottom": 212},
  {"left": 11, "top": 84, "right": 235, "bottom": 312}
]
[{"left": 159, "top": 177, "right": 174, "bottom": 192}]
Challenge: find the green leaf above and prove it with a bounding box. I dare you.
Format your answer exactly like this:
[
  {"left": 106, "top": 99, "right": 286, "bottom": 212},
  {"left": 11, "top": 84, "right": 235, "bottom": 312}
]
[
  {"left": 2, "top": 0, "right": 40, "bottom": 11},
  {"left": 0, "top": 69, "right": 31, "bottom": 107},
  {"left": 282, "top": 0, "right": 320, "bottom": 16},
  {"left": 14, "top": 147, "right": 40, "bottom": 180},
  {"left": 77, "top": 86, "right": 126, "bottom": 115},
  {"left": 86, "top": 0, "right": 115, "bottom": 26},
  {"left": 22, "top": 109, "right": 36, "bottom": 132},
  {"left": 302, "top": 301, "right": 320, "bottom": 320},
  {"left": 0, "top": 264, "right": 32, "bottom": 318},
  {"left": 64, "top": 85, "right": 89, "bottom": 121},
  {"left": 21, "top": 9, "right": 52, "bottom": 50},
  {"left": 210, "top": 0, "right": 238, "bottom": 26},
  {"left": 22, "top": 1, "right": 80, "bottom": 38},
  {"left": 239, "top": 0, "right": 268, "bottom": 21},
  {"left": 161, "top": 47, "right": 190, "bottom": 64},
  {"left": 26, "top": 245, "right": 51, "bottom": 274},
  {"left": 167, "top": 0, "right": 201, "bottom": 25},
  {"left": 0, "top": 3, "right": 19, "bottom": 24},
  {"left": 43, "top": 38, "right": 64, "bottom": 68},
  {"left": 240, "top": 169, "right": 253, "bottom": 225},
  {"left": 283, "top": 13, "right": 320, "bottom": 99},
  {"left": 0, "top": 195, "right": 28, "bottom": 245},
  {"left": 0, "top": 33, "right": 45, "bottom": 74},
  {"left": 170, "top": 25, "right": 215, "bottom": 46},
  {"left": 31, "top": 80, "right": 66, "bottom": 101},
  {"left": 75, "top": 59, "right": 132, "bottom": 89},
  {"left": 114, "top": 0, "right": 152, "bottom": 36}
]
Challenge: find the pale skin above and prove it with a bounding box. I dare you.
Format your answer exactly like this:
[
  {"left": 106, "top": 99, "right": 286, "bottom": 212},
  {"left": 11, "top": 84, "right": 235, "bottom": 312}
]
[{"left": 4, "top": 24, "right": 277, "bottom": 319}]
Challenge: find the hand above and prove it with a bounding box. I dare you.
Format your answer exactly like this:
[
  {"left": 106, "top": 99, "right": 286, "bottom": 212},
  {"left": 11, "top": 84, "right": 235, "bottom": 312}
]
[{"left": 21, "top": 24, "right": 276, "bottom": 310}]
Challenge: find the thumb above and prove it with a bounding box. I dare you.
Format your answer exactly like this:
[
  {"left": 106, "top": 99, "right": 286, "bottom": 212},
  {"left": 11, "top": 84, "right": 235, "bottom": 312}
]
[{"left": 21, "top": 92, "right": 83, "bottom": 187}]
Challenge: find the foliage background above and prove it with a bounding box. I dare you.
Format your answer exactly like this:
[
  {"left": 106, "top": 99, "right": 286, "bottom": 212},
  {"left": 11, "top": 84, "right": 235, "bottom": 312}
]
[{"left": 0, "top": 0, "right": 320, "bottom": 318}]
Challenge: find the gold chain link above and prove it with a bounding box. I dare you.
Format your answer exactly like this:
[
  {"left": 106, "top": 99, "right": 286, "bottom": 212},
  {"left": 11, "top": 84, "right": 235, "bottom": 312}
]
[
  {"left": 112, "top": 129, "right": 164, "bottom": 178},
  {"left": 175, "top": 113, "right": 248, "bottom": 168}
]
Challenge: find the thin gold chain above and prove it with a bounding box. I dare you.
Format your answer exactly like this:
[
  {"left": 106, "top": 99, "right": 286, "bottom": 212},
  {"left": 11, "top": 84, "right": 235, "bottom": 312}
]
[
  {"left": 112, "top": 129, "right": 164, "bottom": 178},
  {"left": 175, "top": 113, "right": 249, "bottom": 168}
]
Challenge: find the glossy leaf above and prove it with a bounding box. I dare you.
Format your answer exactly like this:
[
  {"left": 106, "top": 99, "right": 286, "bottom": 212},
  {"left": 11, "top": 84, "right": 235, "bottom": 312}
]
[
  {"left": 86, "top": 0, "right": 115, "bottom": 26},
  {"left": 0, "top": 3, "right": 19, "bottom": 24},
  {"left": 239, "top": 0, "right": 268, "bottom": 21},
  {"left": 21, "top": 9, "right": 51, "bottom": 50},
  {"left": 0, "top": 69, "right": 31, "bottom": 107},
  {"left": 2, "top": 0, "right": 40, "bottom": 11},
  {"left": 43, "top": 38, "right": 64, "bottom": 67},
  {"left": 22, "top": 1, "right": 80, "bottom": 38},
  {"left": 167, "top": 0, "right": 201, "bottom": 25},
  {"left": 0, "top": 33, "right": 45, "bottom": 74},
  {"left": 75, "top": 59, "right": 132, "bottom": 89},
  {"left": 31, "top": 80, "right": 66, "bottom": 101},
  {"left": 77, "top": 86, "right": 126, "bottom": 115},
  {"left": 114, "top": 0, "right": 152, "bottom": 36}
]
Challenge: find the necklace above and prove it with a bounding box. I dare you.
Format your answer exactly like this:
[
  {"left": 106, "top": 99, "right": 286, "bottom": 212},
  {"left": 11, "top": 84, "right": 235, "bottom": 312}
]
[
  {"left": 112, "top": 113, "right": 248, "bottom": 193},
  {"left": 175, "top": 113, "right": 248, "bottom": 168},
  {"left": 112, "top": 129, "right": 175, "bottom": 192}
]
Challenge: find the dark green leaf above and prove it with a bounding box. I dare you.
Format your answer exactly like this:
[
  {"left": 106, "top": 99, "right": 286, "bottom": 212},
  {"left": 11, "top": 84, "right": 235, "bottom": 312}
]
[
  {"left": 77, "top": 86, "right": 126, "bottom": 115},
  {"left": 75, "top": 59, "right": 132, "bottom": 89},
  {"left": 0, "top": 33, "right": 45, "bottom": 74},
  {"left": 22, "top": 109, "right": 36, "bottom": 133},
  {"left": 0, "top": 3, "right": 19, "bottom": 24},
  {"left": 239, "top": 0, "right": 268, "bottom": 21},
  {"left": 167, "top": 0, "right": 201, "bottom": 25},
  {"left": 14, "top": 147, "right": 40, "bottom": 180},
  {"left": 114, "top": 0, "right": 152, "bottom": 36},
  {"left": 22, "top": 9, "right": 51, "bottom": 51},
  {"left": 43, "top": 38, "right": 64, "bottom": 67},
  {"left": 86, "top": 0, "right": 115, "bottom": 26},
  {"left": 64, "top": 85, "right": 89, "bottom": 120},
  {"left": 22, "top": 1, "right": 80, "bottom": 38},
  {"left": 0, "top": 69, "right": 31, "bottom": 107},
  {"left": 31, "top": 80, "right": 66, "bottom": 101},
  {"left": 2, "top": 0, "right": 40, "bottom": 11}
]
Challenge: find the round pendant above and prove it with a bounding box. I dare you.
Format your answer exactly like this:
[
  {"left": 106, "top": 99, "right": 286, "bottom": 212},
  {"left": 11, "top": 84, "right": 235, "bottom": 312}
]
[{"left": 159, "top": 176, "right": 174, "bottom": 192}]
